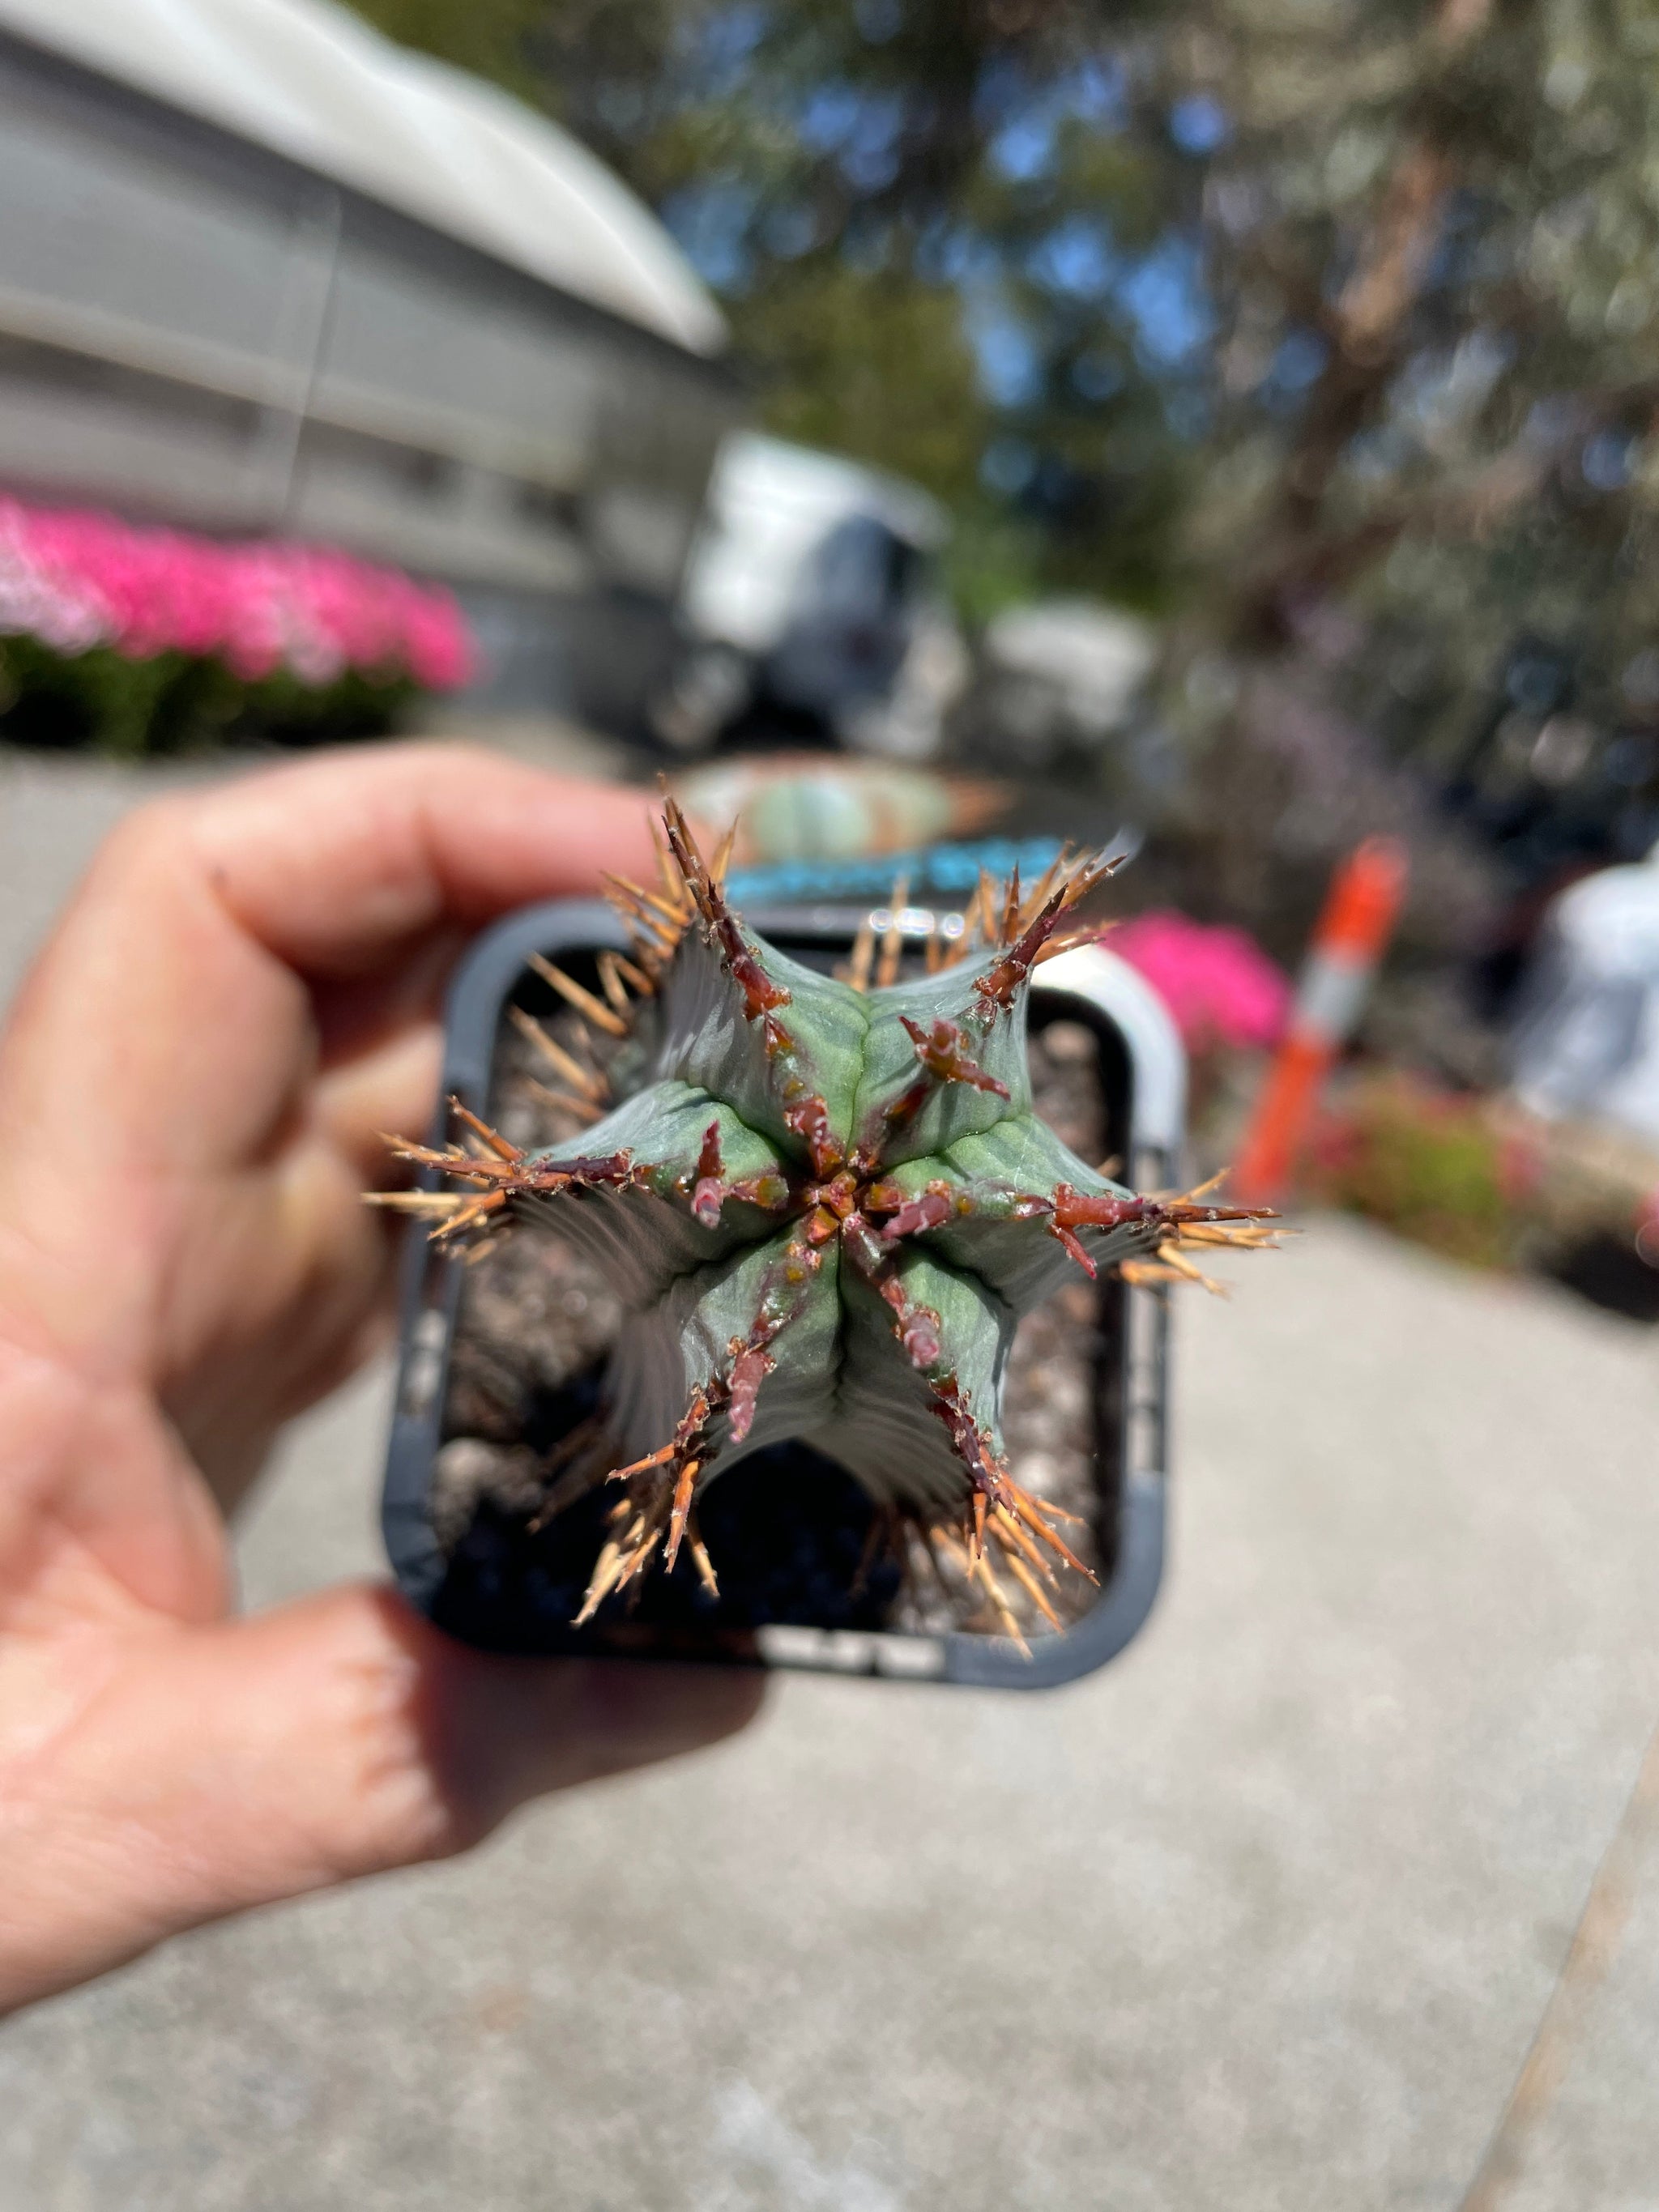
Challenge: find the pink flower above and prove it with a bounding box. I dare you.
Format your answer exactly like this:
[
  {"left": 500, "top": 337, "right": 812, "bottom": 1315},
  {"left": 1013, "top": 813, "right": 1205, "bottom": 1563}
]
[
  {"left": 1110, "top": 910, "right": 1291, "bottom": 1052},
  {"left": 0, "top": 495, "right": 474, "bottom": 691}
]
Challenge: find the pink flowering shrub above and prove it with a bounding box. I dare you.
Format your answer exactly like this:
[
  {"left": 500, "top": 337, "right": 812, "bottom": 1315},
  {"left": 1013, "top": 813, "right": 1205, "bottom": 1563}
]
[
  {"left": 0, "top": 494, "right": 474, "bottom": 753},
  {"left": 1110, "top": 910, "right": 1290, "bottom": 1054},
  {"left": 0, "top": 495, "right": 472, "bottom": 688}
]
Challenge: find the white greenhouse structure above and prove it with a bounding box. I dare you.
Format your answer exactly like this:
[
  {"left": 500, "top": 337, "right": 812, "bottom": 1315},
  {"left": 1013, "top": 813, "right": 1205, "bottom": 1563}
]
[{"left": 0, "top": 0, "right": 741, "bottom": 719}]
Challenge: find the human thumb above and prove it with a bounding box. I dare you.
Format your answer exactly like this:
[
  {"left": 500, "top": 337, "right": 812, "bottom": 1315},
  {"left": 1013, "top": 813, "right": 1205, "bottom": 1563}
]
[{"left": 0, "top": 1583, "right": 761, "bottom": 2013}]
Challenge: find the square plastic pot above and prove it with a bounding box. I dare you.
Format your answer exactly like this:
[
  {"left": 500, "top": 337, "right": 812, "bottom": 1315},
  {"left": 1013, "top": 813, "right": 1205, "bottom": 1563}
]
[{"left": 381, "top": 895, "right": 1187, "bottom": 1689}]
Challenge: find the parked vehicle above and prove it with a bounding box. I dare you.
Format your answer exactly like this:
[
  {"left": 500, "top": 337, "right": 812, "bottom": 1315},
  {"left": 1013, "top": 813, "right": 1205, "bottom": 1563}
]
[
  {"left": 651, "top": 432, "right": 968, "bottom": 759},
  {"left": 960, "top": 598, "right": 1159, "bottom": 775},
  {"left": 1510, "top": 837, "right": 1659, "bottom": 1149}
]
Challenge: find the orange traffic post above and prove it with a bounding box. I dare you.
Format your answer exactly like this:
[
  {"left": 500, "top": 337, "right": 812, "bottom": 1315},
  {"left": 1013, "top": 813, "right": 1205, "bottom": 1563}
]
[{"left": 1231, "top": 837, "right": 1410, "bottom": 1207}]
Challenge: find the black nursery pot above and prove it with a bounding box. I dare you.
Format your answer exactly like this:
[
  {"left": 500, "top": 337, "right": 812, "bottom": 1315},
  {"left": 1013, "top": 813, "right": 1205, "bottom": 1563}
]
[{"left": 381, "top": 893, "right": 1188, "bottom": 1690}]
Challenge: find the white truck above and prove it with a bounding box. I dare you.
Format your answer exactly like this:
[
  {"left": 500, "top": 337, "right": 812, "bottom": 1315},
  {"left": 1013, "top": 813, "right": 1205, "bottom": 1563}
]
[{"left": 652, "top": 432, "right": 968, "bottom": 761}]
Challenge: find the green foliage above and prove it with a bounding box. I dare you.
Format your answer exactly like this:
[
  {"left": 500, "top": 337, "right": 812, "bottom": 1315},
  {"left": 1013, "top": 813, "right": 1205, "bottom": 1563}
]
[
  {"left": 937, "top": 501, "right": 1047, "bottom": 627},
  {"left": 340, "top": 0, "right": 547, "bottom": 96},
  {"left": 735, "top": 265, "right": 990, "bottom": 505},
  {"left": 347, "top": 0, "right": 1197, "bottom": 611},
  {"left": 1307, "top": 1075, "right": 1515, "bottom": 1270},
  {"left": 0, "top": 636, "right": 420, "bottom": 757},
  {"left": 348, "top": 0, "right": 1659, "bottom": 932},
  {"left": 344, "top": 0, "right": 1659, "bottom": 650},
  {"left": 1305, "top": 1069, "right": 1659, "bottom": 1297}
]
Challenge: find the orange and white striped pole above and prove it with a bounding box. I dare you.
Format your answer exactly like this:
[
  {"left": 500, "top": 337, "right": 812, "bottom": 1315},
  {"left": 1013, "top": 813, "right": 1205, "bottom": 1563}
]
[{"left": 1231, "top": 837, "right": 1410, "bottom": 1207}]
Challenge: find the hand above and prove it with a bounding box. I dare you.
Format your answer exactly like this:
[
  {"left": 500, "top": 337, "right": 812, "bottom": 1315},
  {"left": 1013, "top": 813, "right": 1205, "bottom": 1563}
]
[{"left": 0, "top": 743, "right": 762, "bottom": 2013}]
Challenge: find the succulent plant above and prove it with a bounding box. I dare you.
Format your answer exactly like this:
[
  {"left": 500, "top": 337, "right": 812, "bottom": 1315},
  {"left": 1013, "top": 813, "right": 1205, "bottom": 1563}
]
[{"left": 377, "top": 806, "right": 1274, "bottom": 1639}]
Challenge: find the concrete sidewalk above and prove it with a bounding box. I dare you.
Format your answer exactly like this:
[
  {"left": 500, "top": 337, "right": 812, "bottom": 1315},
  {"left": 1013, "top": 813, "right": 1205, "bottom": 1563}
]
[{"left": 2, "top": 747, "right": 1657, "bottom": 2210}]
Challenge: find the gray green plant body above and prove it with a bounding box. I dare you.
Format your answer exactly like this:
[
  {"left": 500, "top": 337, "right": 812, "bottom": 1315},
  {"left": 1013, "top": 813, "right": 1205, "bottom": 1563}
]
[{"left": 386, "top": 807, "right": 1269, "bottom": 1628}]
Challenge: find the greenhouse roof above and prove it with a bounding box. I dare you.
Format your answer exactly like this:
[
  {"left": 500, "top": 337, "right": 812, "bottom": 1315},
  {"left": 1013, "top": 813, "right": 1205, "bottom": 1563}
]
[{"left": 0, "top": 0, "right": 726, "bottom": 357}]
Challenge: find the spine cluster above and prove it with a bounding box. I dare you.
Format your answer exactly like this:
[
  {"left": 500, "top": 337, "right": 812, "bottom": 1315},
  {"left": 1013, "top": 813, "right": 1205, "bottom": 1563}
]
[{"left": 376, "top": 805, "right": 1277, "bottom": 1642}]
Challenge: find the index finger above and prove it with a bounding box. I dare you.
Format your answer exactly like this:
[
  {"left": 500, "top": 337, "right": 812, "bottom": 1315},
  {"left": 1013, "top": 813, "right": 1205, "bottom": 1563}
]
[
  {"left": 184, "top": 742, "right": 658, "bottom": 978},
  {"left": 0, "top": 742, "right": 659, "bottom": 1196}
]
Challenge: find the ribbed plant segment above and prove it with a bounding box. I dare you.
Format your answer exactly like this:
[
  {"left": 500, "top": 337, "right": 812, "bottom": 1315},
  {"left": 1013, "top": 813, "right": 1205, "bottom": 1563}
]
[{"left": 377, "top": 807, "right": 1276, "bottom": 1639}]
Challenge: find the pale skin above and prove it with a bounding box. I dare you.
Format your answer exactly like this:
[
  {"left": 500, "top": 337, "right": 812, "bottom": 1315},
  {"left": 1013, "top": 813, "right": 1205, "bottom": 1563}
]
[{"left": 0, "top": 744, "right": 763, "bottom": 2015}]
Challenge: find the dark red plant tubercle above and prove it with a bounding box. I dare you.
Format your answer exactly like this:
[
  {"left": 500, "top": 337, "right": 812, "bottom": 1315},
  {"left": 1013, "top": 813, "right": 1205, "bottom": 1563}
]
[
  {"left": 784, "top": 1093, "right": 845, "bottom": 1178},
  {"left": 691, "top": 1118, "right": 726, "bottom": 1227},
  {"left": 726, "top": 1337, "right": 778, "bottom": 1444},
  {"left": 876, "top": 1186, "right": 957, "bottom": 1241},
  {"left": 898, "top": 1015, "right": 1010, "bottom": 1099}
]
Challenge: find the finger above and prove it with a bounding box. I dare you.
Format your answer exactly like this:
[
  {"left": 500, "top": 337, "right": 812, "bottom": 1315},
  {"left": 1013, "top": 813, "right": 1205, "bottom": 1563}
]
[
  {"left": 310, "top": 922, "right": 469, "bottom": 1069},
  {"left": 312, "top": 1021, "right": 446, "bottom": 1179},
  {"left": 0, "top": 744, "right": 653, "bottom": 1174},
  {"left": 186, "top": 741, "right": 657, "bottom": 978},
  {"left": 151, "top": 1034, "right": 441, "bottom": 1473},
  {"left": 0, "top": 1587, "right": 762, "bottom": 2013}
]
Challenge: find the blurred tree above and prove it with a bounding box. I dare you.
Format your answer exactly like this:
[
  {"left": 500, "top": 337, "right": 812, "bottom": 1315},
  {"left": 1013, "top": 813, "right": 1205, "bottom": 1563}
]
[
  {"left": 1149, "top": 0, "right": 1659, "bottom": 955},
  {"left": 351, "top": 0, "right": 548, "bottom": 95},
  {"left": 348, "top": 0, "right": 1201, "bottom": 613},
  {"left": 351, "top": 0, "right": 1659, "bottom": 992}
]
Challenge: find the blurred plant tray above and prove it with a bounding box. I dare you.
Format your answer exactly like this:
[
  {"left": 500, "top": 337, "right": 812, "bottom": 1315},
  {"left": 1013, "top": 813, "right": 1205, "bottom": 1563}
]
[{"left": 381, "top": 896, "right": 1187, "bottom": 1689}]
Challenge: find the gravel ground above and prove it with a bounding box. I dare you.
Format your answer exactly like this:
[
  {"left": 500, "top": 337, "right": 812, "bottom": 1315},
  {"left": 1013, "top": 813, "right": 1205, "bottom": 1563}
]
[{"left": 2, "top": 744, "right": 1659, "bottom": 2211}]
